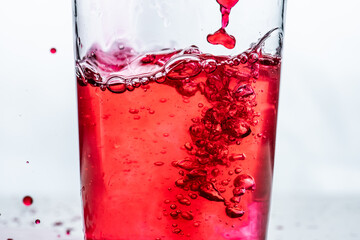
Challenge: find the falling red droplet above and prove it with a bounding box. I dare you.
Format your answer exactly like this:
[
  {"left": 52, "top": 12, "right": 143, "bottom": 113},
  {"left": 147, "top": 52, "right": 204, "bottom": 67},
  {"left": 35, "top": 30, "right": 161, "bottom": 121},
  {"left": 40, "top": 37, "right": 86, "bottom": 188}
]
[
  {"left": 207, "top": 28, "right": 236, "bottom": 49},
  {"left": 217, "top": 0, "right": 239, "bottom": 9},
  {"left": 35, "top": 219, "right": 40, "bottom": 224},
  {"left": 66, "top": 229, "right": 71, "bottom": 235},
  {"left": 50, "top": 48, "right": 57, "bottom": 54},
  {"left": 23, "top": 196, "right": 33, "bottom": 206}
]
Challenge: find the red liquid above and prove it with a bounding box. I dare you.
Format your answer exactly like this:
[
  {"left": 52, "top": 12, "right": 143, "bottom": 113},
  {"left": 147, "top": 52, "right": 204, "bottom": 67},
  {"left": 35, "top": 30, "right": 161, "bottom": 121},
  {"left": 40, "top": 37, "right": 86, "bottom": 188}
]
[
  {"left": 22, "top": 196, "right": 33, "bottom": 206},
  {"left": 76, "top": 43, "right": 281, "bottom": 240},
  {"left": 207, "top": 0, "right": 239, "bottom": 49}
]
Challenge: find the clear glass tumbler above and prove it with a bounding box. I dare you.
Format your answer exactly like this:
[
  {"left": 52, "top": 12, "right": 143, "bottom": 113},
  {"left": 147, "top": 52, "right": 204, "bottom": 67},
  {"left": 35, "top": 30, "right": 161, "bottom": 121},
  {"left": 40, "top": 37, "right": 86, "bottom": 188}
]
[{"left": 73, "top": 0, "right": 286, "bottom": 239}]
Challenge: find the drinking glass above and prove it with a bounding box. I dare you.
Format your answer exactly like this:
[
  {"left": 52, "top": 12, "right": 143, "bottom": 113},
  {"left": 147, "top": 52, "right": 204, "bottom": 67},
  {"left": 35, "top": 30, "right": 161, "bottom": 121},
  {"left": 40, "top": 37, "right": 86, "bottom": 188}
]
[{"left": 73, "top": 0, "right": 286, "bottom": 239}]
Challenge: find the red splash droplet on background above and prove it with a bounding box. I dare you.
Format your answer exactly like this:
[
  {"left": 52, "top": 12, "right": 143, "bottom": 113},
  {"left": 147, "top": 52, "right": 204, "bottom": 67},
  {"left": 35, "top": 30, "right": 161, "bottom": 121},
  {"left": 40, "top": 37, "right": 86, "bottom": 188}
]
[
  {"left": 50, "top": 48, "right": 57, "bottom": 54},
  {"left": 23, "top": 196, "right": 33, "bottom": 206},
  {"left": 35, "top": 219, "right": 40, "bottom": 224}
]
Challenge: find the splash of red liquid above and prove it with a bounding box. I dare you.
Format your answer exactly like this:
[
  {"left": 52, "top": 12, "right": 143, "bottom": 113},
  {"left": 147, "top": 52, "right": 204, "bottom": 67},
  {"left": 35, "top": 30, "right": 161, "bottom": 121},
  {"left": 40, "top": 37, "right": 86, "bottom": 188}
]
[
  {"left": 50, "top": 48, "right": 57, "bottom": 54},
  {"left": 207, "top": 28, "right": 236, "bottom": 49},
  {"left": 207, "top": 0, "right": 239, "bottom": 49}
]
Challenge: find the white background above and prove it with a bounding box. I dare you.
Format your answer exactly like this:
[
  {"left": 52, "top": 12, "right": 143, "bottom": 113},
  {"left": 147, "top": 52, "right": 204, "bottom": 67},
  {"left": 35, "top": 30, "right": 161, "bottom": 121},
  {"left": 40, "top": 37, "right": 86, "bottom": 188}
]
[{"left": 1, "top": 0, "right": 360, "bottom": 239}]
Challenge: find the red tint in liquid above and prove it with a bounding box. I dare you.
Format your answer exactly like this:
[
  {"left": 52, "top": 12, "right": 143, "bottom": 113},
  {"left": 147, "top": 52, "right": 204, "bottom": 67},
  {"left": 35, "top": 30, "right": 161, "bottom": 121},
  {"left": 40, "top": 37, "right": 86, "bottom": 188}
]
[
  {"left": 207, "top": 0, "right": 239, "bottom": 49},
  {"left": 76, "top": 43, "right": 281, "bottom": 239},
  {"left": 22, "top": 196, "right": 33, "bottom": 206},
  {"left": 50, "top": 48, "right": 57, "bottom": 54}
]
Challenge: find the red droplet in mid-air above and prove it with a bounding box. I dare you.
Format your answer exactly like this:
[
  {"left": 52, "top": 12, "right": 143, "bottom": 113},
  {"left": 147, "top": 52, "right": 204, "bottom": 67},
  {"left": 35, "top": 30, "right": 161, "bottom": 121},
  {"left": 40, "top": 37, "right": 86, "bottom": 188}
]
[
  {"left": 23, "top": 196, "right": 33, "bottom": 206},
  {"left": 50, "top": 48, "right": 57, "bottom": 54},
  {"left": 35, "top": 219, "right": 41, "bottom": 224},
  {"left": 207, "top": 28, "right": 236, "bottom": 49}
]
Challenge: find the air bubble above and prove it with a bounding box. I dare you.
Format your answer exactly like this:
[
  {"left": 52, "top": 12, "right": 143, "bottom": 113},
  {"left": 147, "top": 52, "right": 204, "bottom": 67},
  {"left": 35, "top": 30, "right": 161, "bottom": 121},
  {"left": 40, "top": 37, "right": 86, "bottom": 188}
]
[
  {"left": 198, "top": 182, "right": 224, "bottom": 202},
  {"left": 176, "top": 159, "right": 199, "bottom": 170},
  {"left": 165, "top": 56, "right": 202, "bottom": 80},
  {"left": 154, "top": 71, "right": 166, "bottom": 83},
  {"left": 189, "top": 123, "right": 205, "bottom": 138},
  {"left": 106, "top": 77, "right": 127, "bottom": 94},
  {"left": 141, "top": 77, "right": 150, "bottom": 85},
  {"left": 230, "top": 196, "right": 241, "bottom": 203},
  {"left": 178, "top": 197, "right": 191, "bottom": 205},
  {"left": 233, "top": 174, "right": 256, "bottom": 190},
  {"left": 184, "top": 142, "right": 193, "bottom": 151},
  {"left": 229, "top": 153, "right": 246, "bottom": 161},
  {"left": 235, "top": 168, "right": 242, "bottom": 174},
  {"left": 129, "top": 108, "right": 139, "bottom": 114},
  {"left": 170, "top": 204, "right": 177, "bottom": 209},
  {"left": 154, "top": 162, "right": 165, "bottom": 166},
  {"left": 173, "top": 228, "right": 182, "bottom": 234},
  {"left": 239, "top": 54, "right": 248, "bottom": 64},
  {"left": 233, "top": 187, "right": 246, "bottom": 196},
  {"left": 221, "top": 180, "right": 229, "bottom": 186},
  {"left": 232, "top": 57, "right": 240, "bottom": 66},
  {"left": 160, "top": 98, "right": 167, "bottom": 103},
  {"left": 187, "top": 169, "right": 207, "bottom": 179},
  {"left": 234, "top": 84, "right": 254, "bottom": 99},
  {"left": 176, "top": 194, "right": 184, "bottom": 200},
  {"left": 222, "top": 119, "right": 251, "bottom": 138},
  {"left": 225, "top": 207, "right": 245, "bottom": 218},
  {"left": 131, "top": 78, "right": 141, "bottom": 88},
  {"left": 99, "top": 84, "right": 106, "bottom": 91},
  {"left": 248, "top": 53, "right": 258, "bottom": 63},
  {"left": 203, "top": 59, "right": 217, "bottom": 73},
  {"left": 170, "top": 211, "right": 179, "bottom": 218},
  {"left": 211, "top": 168, "right": 220, "bottom": 177},
  {"left": 181, "top": 211, "right": 194, "bottom": 220},
  {"left": 188, "top": 193, "right": 198, "bottom": 199},
  {"left": 126, "top": 83, "right": 135, "bottom": 91}
]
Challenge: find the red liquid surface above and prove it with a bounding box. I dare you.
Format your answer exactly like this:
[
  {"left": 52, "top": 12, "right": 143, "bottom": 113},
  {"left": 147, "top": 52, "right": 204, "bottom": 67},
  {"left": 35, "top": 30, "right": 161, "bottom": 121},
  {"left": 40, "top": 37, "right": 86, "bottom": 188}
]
[{"left": 76, "top": 43, "right": 281, "bottom": 240}]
